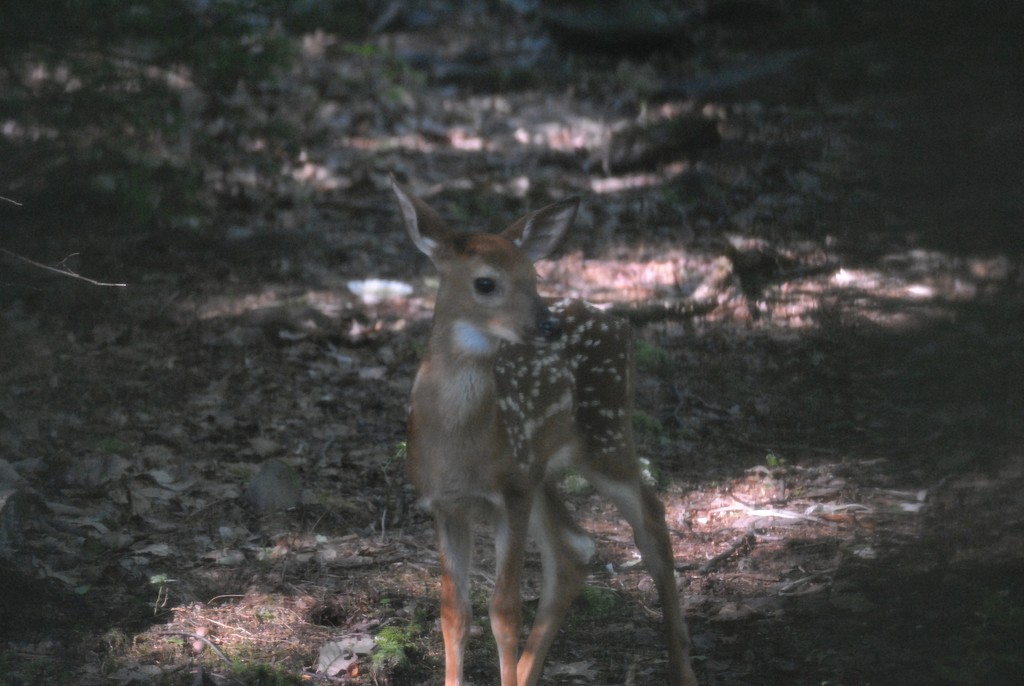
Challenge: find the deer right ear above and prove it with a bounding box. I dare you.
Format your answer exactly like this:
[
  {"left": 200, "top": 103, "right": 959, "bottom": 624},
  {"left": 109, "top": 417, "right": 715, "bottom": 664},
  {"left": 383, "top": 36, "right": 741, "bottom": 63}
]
[{"left": 391, "top": 175, "right": 453, "bottom": 259}]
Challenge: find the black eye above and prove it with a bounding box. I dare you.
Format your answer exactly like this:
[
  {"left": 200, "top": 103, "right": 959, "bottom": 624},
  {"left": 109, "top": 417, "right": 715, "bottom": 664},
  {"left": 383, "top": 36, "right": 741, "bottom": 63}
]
[{"left": 474, "top": 277, "right": 497, "bottom": 295}]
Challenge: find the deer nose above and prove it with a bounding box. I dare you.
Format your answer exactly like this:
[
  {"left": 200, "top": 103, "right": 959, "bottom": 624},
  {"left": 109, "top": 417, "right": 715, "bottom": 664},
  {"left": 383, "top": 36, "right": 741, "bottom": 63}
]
[{"left": 538, "top": 314, "right": 563, "bottom": 341}]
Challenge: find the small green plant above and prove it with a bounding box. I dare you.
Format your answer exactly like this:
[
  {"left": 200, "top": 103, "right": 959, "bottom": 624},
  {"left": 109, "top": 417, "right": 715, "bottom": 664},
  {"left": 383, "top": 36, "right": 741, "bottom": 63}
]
[
  {"left": 765, "top": 451, "right": 786, "bottom": 468},
  {"left": 632, "top": 410, "right": 665, "bottom": 438},
  {"left": 382, "top": 444, "right": 406, "bottom": 493},
  {"left": 561, "top": 469, "right": 591, "bottom": 495},
  {"left": 373, "top": 624, "right": 418, "bottom": 672},
  {"left": 149, "top": 573, "right": 174, "bottom": 613},
  {"left": 635, "top": 342, "right": 673, "bottom": 374},
  {"left": 574, "top": 586, "right": 622, "bottom": 620}
]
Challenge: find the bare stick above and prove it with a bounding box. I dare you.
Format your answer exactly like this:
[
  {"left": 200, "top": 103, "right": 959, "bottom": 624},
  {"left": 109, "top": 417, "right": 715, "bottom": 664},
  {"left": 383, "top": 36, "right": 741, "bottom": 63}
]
[
  {"left": 699, "top": 529, "right": 756, "bottom": 575},
  {"left": 155, "top": 631, "right": 232, "bottom": 666},
  {"left": 777, "top": 568, "right": 838, "bottom": 595},
  {"left": 0, "top": 248, "right": 127, "bottom": 287}
]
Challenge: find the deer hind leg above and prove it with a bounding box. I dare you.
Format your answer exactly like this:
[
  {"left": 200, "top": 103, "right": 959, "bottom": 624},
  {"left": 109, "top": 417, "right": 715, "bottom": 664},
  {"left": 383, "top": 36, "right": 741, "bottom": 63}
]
[
  {"left": 435, "top": 509, "right": 473, "bottom": 686},
  {"left": 586, "top": 471, "right": 698, "bottom": 686},
  {"left": 490, "top": 489, "right": 534, "bottom": 686},
  {"left": 516, "top": 482, "right": 594, "bottom": 686}
]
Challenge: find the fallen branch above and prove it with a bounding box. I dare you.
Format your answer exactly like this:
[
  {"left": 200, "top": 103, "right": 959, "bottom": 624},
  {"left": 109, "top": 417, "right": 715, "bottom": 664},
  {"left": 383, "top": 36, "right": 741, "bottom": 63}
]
[
  {"left": 0, "top": 248, "right": 126, "bottom": 287},
  {"left": 709, "top": 502, "right": 825, "bottom": 525},
  {"left": 777, "top": 568, "right": 838, "bottom": 595},
  {"left": 608, "top": 299, "right": 717, "bottom": 326},
  {"left": 699, "top": 529, "right": 756, "bottom": 575}
]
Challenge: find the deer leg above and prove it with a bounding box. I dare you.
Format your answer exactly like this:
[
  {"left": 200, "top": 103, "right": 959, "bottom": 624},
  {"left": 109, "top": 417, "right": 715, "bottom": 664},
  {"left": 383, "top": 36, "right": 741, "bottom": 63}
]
[
  {"left": 490, "top": 489, "right": 532, "bottom": 686},
  {"left": 435, "top": 510, "right": 473, "bottom": 686},
  {"left": 587, "top": 473, "right": 698, "bottom": 686},
  {"left": 517, "top": 482, "right": 593, "bottom": 686}
]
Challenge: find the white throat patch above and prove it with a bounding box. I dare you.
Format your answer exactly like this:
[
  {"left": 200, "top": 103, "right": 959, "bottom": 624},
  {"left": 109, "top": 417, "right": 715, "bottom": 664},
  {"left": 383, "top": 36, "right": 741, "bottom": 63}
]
[{"left": 453, "top": 319, "right": 495, "bottom": 355}]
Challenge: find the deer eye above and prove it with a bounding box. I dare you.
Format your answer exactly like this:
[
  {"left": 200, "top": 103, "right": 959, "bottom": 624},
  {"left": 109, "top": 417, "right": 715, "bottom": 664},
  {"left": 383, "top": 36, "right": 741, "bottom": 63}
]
[{"left": 474, "top": 277, "right": 497, "bottom": 295}]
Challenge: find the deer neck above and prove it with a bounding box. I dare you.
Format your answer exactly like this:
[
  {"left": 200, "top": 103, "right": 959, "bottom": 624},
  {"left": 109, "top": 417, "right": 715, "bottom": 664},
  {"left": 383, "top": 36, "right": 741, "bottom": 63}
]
[
  {"left": 417, "top": 317, "right": 502, "bottom": 431},
  {"left": 408, "top": 318, "right": 509, "bottom": 505}
]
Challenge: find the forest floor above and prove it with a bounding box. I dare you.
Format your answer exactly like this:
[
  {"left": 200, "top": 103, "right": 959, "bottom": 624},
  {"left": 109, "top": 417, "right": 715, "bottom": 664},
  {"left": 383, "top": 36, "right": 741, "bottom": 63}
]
[{"left": 2, "top": 2, "right": 1023, "bottom": 685}]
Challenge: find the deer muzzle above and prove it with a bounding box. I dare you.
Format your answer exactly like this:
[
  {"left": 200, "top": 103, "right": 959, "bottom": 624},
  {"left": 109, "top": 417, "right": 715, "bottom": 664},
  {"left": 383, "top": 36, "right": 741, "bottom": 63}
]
[{"left": 535, "top": 303, "right": 563, "bottom": 342}]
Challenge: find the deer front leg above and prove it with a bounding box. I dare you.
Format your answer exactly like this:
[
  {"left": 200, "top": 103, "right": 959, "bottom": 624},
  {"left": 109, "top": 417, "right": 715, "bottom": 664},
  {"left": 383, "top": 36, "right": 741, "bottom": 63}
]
[
  {"left": 490, "top": 489, "right": 533, "bottom": 686},
  {"left": 435, "top": 510, "right": 473, "bottom": 686}
]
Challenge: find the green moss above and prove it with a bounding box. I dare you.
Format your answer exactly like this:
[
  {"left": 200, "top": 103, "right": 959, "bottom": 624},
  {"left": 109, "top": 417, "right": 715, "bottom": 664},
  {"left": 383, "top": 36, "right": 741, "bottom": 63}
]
[{"left": 574, "top": 586, "right": 622, "bottom": 620}]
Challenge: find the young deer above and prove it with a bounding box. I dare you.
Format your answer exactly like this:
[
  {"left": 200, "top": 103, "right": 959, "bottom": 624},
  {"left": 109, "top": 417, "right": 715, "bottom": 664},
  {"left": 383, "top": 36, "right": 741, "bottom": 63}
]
[{"left": 392, "top": 178, "right": 698, "bottom": 686}]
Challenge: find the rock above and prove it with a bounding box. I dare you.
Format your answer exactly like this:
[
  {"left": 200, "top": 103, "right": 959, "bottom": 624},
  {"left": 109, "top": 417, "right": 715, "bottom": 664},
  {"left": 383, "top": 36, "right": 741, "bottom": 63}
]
[{"left": 245, "top": 460, "right": 302, "bottom": 512}]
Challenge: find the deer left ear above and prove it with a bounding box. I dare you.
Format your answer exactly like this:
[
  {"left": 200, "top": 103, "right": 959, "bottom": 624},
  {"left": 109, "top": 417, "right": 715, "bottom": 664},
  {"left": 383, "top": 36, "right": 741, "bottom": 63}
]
[{"left": 502, "top": 197, "right": 580, "bottom": 262}]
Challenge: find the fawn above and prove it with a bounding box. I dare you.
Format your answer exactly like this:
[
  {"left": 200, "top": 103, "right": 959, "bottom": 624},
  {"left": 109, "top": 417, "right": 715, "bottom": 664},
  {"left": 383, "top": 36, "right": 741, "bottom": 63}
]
[{"left": 392, "top": 177, "right": 698, "bottom": 686}]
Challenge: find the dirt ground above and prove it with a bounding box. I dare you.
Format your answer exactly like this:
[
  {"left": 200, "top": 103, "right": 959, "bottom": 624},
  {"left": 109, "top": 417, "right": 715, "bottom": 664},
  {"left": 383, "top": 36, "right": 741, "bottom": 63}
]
[{"left": 2, "top": 2, "right": 1023, "bottom": 685}]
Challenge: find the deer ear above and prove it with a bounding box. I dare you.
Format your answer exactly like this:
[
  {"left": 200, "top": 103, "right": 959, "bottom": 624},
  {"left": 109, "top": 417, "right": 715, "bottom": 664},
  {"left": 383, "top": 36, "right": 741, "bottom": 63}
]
[
  {"left": 503, "top": 197, "right": 580, "bottom": 262},
  {"left": 391, "top": 175, "right": 453, "bottom": 259}
]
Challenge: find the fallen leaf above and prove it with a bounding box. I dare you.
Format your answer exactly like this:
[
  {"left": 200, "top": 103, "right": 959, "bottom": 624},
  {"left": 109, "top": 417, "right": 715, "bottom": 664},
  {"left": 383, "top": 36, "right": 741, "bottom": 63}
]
[{"left": 317, "top": 635, "right": 375, "bottom": 676}]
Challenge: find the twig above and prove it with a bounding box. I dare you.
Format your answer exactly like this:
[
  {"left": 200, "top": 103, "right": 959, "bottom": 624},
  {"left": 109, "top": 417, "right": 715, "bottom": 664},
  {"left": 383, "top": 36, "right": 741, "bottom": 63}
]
[
  {"left": 699, "top": 529, "right": 755, "bottom": 575},
  {"left": 0, "top": 248, "right": 127, "bottom": 287},
  {"left": 777, "top": 568, "right": 838, "bottom": 595},
  {"left": 1, "top": 195, "right": 23, "bottom": 205},
  {"left": 155, "top": 632, "right": 232, "bottom": 666}
]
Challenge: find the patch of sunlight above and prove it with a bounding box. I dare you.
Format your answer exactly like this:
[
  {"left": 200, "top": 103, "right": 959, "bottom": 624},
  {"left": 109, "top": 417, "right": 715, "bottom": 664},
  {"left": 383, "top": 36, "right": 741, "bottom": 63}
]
[
  {"left": 537, "top": 250, "right": 694, "bottom": 304},
  {"left": 905, "top": 283, "right": 935, "bottom": 299},
  {"left": 448, "top": 128, "right": 484, "bottom": 150},
  {"left": 344, "top": 132, "right": 470, "bottom": 153},
  {"left": 290, "top": 159, "right": 351, "bottom": 190},
  {"left": 192, "top": 288, "right": 347, "bottom": 320},
  {"left": 829, "top": 252, "right": 1016, "bottom": 329},
  {"left": 492, "top": 176, "right": 531, "bottom": 198},
  {"left": 193, "top": 289, "right": 286, "bottom": 320},
  {"left": 588, "top": 161, "right": 691, "bottom": 194},
  {"left": 512, "top": 116, "right": 607, "bottom": 152},
  {"left": 1, "top": 118, "right": 59, "bottom": 142}
]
